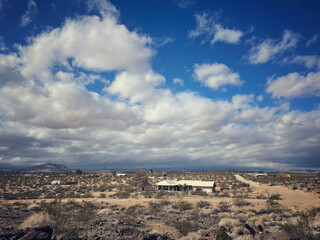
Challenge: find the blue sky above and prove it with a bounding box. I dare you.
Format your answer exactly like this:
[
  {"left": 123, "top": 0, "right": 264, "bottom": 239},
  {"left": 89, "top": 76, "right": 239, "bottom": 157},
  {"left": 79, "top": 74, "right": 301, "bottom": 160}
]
[{"left": 0, "top": 0, "right": 320, "bottom": 170}]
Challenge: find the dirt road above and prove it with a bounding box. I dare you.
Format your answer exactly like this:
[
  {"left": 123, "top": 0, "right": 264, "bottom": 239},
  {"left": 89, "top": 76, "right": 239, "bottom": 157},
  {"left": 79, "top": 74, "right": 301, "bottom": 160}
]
[{"left": 235, "top": 174, "right": 320, "bottom": 209}]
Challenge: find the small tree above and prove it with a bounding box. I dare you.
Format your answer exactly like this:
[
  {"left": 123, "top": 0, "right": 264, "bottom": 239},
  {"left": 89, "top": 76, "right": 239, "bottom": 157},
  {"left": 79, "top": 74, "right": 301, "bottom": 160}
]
[{"left": 133, "top": 169, "right": 149, "bottom": 190}]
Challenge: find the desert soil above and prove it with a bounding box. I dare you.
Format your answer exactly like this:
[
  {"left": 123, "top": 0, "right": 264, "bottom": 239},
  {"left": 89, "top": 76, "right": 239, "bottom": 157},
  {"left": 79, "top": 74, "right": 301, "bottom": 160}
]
[{"left": 235, "top": 174, "right": 320, "bottom": 209}]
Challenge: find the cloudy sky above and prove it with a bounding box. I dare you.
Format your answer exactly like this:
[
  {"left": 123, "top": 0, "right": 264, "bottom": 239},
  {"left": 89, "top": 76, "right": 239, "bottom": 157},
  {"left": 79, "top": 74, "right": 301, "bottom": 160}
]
[{"left": 0, "top": 0, "right": 320, "bottom": 170}]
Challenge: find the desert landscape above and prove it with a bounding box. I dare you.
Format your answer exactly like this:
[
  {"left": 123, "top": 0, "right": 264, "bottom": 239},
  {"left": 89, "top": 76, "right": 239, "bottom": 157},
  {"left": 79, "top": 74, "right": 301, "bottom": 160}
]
[
  {"left": 1, "top": 1, "right": 320, "bottom": 240},
  {"left": 1, "top": 167, "right": 319, "bottom": 240}
]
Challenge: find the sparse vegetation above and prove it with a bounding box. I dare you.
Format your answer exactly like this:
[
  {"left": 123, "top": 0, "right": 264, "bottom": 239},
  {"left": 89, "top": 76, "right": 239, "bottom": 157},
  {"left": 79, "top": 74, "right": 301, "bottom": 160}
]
[{"left": 0, "top": 171, "right": 319, "bottom": 240}]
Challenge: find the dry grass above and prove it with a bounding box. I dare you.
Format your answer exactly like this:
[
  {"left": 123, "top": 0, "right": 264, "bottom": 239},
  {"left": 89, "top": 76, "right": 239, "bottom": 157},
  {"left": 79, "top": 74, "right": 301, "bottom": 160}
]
[{"left": 20, "top": 212, "right": 55, "bottom": 229}]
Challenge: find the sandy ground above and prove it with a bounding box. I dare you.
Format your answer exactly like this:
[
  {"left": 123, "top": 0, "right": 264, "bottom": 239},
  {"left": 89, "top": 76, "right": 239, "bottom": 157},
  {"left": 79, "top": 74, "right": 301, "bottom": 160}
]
[
  {"left": 4, "top": 175, "right": 319, "bottom": 211},
  {"left": 235, "top": 174, "right": 320, "bottom": 209}
]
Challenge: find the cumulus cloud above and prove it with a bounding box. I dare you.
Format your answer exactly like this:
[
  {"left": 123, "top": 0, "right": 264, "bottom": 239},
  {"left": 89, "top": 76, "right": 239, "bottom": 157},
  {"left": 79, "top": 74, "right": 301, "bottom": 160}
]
[
  {"left": 306, "top": 34, "right": 318, "bottom": 47},
  {"left": 174, "top": 0, "right": 196, "bottom": 8},
  {"left": 106, "top": 70, "right": 165, "bottom": 104},
  {"left": 20, "top": 0, "right": 38, "bottom": 27},
  {"left": 0, "top": 37, "right": 6, "bottom": 51},
  {"left": 188, "top": 12, "right": 243, "bottom": 45},
  {"left": 193, "top": 63, "right": 242, "bottom": 90},
  {"left": 284, "top": 55, "right": 320, "bottom": 70},
  {"left": 0, "top": 2, "right": 320, "bottom": 170},
  {"left": 266, "top": 71, "right": 320, "bottom": 98},
  {"left": 249, "top": 30, "right": 300, "bottom": 64},
  {"left": 173, "top": 78, "right": 184, "bottom": 86},
  {"left": 17, "top": 15, "right": 153, "bottom": 83},
  {"left": 86, "top": 0, "right": 119, "bottom": 18}
]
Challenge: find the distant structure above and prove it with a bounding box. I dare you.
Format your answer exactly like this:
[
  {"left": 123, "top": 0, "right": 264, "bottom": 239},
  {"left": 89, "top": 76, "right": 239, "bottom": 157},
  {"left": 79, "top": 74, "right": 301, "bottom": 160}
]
[
  {"left": 254, "top": 173, "right": 267, "bottom": 177},
  {"left": 278, "top": 174, "right": 291, "bottom": 178},
  {"left": 51, "top": 180, "right": 62, "bottom": 185},
  {"left": 116, "top": 173, "right": 126, "bottom": 177},
  {"left": 154, "top": 180, "right": 216, "bottom": 193}
]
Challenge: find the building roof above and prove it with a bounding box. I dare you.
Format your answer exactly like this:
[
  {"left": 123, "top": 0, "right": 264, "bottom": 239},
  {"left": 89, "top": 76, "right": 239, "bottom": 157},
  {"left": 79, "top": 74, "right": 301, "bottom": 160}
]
[
  {"left": 177, "top": 180, "right": 215, "bottom": 187},
  {"left": 155, "top": 180, "right": 179, "bottom": 186},
  {"left": 155, "top": 179, "right": 215, "bottom": 187}
]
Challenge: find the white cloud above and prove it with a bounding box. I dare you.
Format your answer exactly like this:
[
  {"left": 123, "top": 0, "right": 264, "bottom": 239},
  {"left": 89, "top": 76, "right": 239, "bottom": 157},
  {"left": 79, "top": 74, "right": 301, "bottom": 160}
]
[
  {"left": 20, "top": 0, "right": 38, "bottom": 27},
  {"left": 0, "top": 2, "right": 320, "bottom": 170},
  {"left": 106, "top": 70, "right": 165, "bottom": 104},
  {"left": 287, "top": 55, "right": 320, "bottom": 70},
  {"left": 249, "top": 30, "right": 300, "bottom": 64},
  {"left": 0, "top": 37, "right": 6, "bottom": 51},
  {"left": 193, "top": 63, "right": 242, "bottom": 90},
  {"left": 173, "top": 78, "right": 184, "bottom": 86},
  {"left": 175, "top": 0, "right": 196, "bottom": 8},
  {"left": 306, "top": 34, "right": 318, "bottom": 47},
  {"left": 86, "top": 0, "right": 119, "bottom": 18},
  {"left": 211, "top": 25, "right": 243, "bottom": 44},
  {"left": 152, "top": 36, "right": 174, "bottom": 47},
  {"left": 256, "top": 95, "right": 263, "bottom": 101},
  {"left": 266, "top": 71, "right": 320, "bottom": 98},
  {"left": 188, "top": 12, "right": 243, "bottom": 45},
  {"left": 18, "top": 15, "right": 153, "bottom": 82}
]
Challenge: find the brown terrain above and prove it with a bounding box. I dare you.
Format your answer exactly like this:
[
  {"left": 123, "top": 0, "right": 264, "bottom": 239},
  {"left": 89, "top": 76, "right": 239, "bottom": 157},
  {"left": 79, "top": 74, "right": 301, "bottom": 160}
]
[{"left": 0, "top": 171, "right": 319, "bottom": 240}]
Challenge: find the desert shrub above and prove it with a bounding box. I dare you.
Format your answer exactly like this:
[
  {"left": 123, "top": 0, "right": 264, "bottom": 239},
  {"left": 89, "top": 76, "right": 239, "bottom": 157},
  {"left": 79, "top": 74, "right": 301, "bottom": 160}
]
[
  {"left": 220, "top": 192, "right": 230, "bottom": 198},
  {"left": 196, "top": 200, "right": 211, "bottom": 209},
  {"left": 256, "top": 193, "right": 267, "bottom": 199},
  {"left": 115, "top": 190, "right": 131, "bottom": 199},
  {"left": 21, "top": 212, "right": 55, "bottom": 229},
  {"left": 99, "top": 193, "right": 106, "bottom": 198},
  {"left": 132, "top": 169, "right": 149, "bottom": 190},
  {"left": 279, "top": 208, "right": 319, "bottom": 240},
  {"left": 122, "top": 205, "right": 144, "bottom": 226},
  {"left": 143, "top": 190, "right": 153, "bottom": 198},
  {"left": 191, "top": 189, "right": 208, "bottom": 196},
  {"left": 269, "top": 193, "right": 282, "bottom": 200},
  {"left": 218, "top": 201, "right": 231, "bottom": 212},
  {"left": 219, "top": 217, "right": 241, "bottom": 228},
  {"left": 173, "top": 220, "right": 192, "bottom": 235},
  {"left": 82, "top": 192, "right": 94, "bottom": 198},
  {"left": 266, "top": 198, "right": 282, "bottom": 213},
  {"left": 148, "top": 202, "right": 162, "bottom": 214},
  {"left": 233, "top": 198, "right": 251, "bottom": 207},
  {"left": 177, "top": 201, "right": 193, "bottom": 211},
  {"left": 155, "top": 191, "right": 166, "bottom": 199}
]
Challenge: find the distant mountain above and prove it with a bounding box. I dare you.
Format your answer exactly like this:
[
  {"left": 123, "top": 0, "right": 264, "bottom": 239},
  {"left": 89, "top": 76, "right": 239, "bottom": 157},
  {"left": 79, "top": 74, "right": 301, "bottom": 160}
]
[{"left": 0, "top": 163, "right": 71, "bottom": 174}]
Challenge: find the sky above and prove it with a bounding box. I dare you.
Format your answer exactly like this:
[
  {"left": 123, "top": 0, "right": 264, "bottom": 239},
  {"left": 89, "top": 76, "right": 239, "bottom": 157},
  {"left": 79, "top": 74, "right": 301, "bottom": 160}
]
[{"left": 0, "top": 0, "right": 320, "bottom": 170}]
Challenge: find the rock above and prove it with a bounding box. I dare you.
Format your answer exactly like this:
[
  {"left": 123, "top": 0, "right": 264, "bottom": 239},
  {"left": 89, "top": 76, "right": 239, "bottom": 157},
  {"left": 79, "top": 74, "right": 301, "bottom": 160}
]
[
  {"left": 244, "top": 224, "right": 256, "bottom": 235},
  {"left": 142, "top": 232, "right": 171, "bottom": 240},
  {"left": 19, "top": 226, "right": 53, "bottom": 240},
  {"left": 257, "top": 224, "right": 264, "bottom": 232},
  {"left": 118, "top": 227, "right": 136, "bottom": 236},
  {"left": 0, "top": 229, "right": 25, "bottom": 239},
  {"left": 215, "top": 227, "right": 232, "bottom": 240}
]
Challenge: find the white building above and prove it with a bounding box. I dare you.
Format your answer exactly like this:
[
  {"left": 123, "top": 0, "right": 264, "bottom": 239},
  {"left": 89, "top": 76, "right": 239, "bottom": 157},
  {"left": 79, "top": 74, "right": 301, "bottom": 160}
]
[
  {"left": 154, "top": 180, "right": 215, "bottom": 193},
  {"left": 51, "top": 180, "right": 62, "bottom": 185},
  {"left": 116, "top": 173, "right": 127, "bottom": 177}
]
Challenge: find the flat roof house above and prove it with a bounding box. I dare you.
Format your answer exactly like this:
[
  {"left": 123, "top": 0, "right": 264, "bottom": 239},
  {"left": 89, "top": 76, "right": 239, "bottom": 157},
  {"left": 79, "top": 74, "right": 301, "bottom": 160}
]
[{"left": 155, "top": 180, "right": 215, "bottom": 193}]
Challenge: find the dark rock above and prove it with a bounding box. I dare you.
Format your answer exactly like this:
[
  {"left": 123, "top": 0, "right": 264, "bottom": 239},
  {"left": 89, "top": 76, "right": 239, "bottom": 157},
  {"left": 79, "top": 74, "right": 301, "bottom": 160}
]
[
  {"left": 118, "top": 227, "right": 138, "bottom": 236},
  {"left": 19, "top": 226, "right": 53, "bottom": 240},
  {"left": 215, "top": 227, "right": 232, "bottom": 240},
  {"left": 244, "top": 224, "right": 256, "bottom": 235},
  {"left": 257, "top": 224, "right": 264, "bottom": 232},
  {"left": 0, "top": 229, "right": 25, "bottom": 240},
  {"left": 142, "top": 232, "right": 171, "bottom": 240}
]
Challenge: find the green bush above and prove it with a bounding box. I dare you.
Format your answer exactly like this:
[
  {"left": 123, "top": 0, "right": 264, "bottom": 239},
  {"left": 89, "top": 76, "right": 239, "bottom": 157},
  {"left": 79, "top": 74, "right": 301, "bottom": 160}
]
[
  {"left": 233, "top": 198, "right": 250, "bottom": 207},
  {"left": 177, "top": 201, "right": 193, "bottom": 211},
  {"left": 218, "top": 201, "right": 231, "bottom": 212},
  {"left": 115, "top": 190, "right": 131, "bottom": 199},
  {"left": 279, "top": 208, "right": 320, "bottom": 240},
  {"left": 196, "top": 200, "right": 211, "bottom": 209},
  {"left": 269, "top": 193, "right": 282, "bottom": 200},
  {"left": 172, "top": 220, "right": 192, "bottom": 236}
]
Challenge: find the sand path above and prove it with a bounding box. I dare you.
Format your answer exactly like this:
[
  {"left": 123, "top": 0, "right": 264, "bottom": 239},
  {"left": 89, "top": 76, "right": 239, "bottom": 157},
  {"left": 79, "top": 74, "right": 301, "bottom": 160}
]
[{"left": 234, "top": 174, "right": 320, "bottom": 209}]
